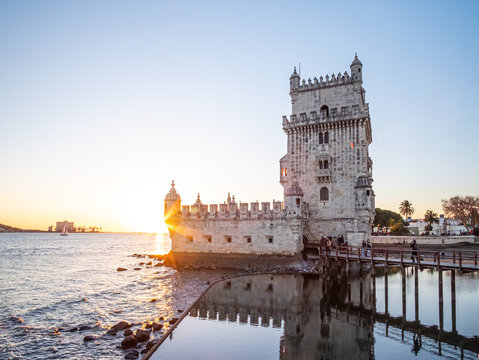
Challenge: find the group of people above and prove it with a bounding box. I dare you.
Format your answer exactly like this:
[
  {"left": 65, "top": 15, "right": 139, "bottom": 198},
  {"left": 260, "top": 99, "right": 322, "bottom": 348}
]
[{"left": 319, "top": 235, "right": 346, "bottom": 255}]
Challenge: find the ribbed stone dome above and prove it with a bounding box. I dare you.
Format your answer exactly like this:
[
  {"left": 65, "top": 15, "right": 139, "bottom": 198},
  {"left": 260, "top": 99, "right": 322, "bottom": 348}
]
[
  {"left": 285, "top": 181, "right": 304, "bottom": 196},
  {"left": 164, "top": 181, "right": 181, "bottom": 201},
  {"left": 351, "top": 53, "right": 362, "bottom": 67}
]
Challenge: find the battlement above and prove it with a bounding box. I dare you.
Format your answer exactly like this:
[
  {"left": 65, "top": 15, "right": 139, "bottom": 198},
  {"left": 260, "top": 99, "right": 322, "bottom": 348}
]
[
  {"left": 282, "top": 104, "right": 370, "bottom": 128},
  {"left": 293, "top": 71, "right": 356, "bottom": 93},
  {"left": 181, "top": 200, "right": 286, "bottom": 220}
]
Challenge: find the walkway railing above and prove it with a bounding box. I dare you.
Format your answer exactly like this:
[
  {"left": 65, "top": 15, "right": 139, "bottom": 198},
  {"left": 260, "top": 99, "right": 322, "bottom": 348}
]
[{"left": 313, "top": 245, "right": 479, "bottom": 272}]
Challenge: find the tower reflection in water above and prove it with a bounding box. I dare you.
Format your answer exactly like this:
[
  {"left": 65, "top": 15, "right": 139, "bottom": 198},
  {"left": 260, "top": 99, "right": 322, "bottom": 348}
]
[{"left": 150, "top": 273, "right": 374, "bottom": 360}]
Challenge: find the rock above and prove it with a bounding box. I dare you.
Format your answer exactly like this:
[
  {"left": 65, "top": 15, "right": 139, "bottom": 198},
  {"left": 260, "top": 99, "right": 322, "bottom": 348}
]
[
  {"left": 146, "top": 262, "right": 152, "bottom": 266},
  {"left": 117, "top": 268, "right": 127, "bottom": 271},
  {"left": 133, "top": 268, "right": 141, "bottom": 271},
  {"left": 106, "top": 329, "right": 117, "bottom": 336},
  {"left": 139, "top": 262, "right": 145, "bottom": 265},
  {"left": 154, "top": 262, "right": 162, "bottom": 267},
  {"left": 159, "top": 316, "right": 164, "bottom": 321},
  {"left": 140, "top": 348, "right": 149, "bottom": 354},
  {"left": 123, "top": 329, "right": 133, "bottom": 336},
  {"left": 146, "top": 339, "right": 158, "bottom": 351},
  {"left": 66, "top": 326, "right": 78, "bottom": 332},
  {"left": 109, "top": 321, "right": 131, "bottom": 333},
  {"left": 177, "top": 309, "right": 183, "bottom": 313},
  {"left": 150, "top": 298, "right": 157, "bottom": 302},
  {"left": 78, "top": 325, "right": 91, "bottom": 331},
  {"left": 83, "top": 335, "right": 98, "bottom": 342},
  {"left": 134, "top": 329, "right": 150, "bottom": 342},
  {"left": 152, "top": 323, "right": 163, "bottom": 331},
  {"left": 121, "top": 335, "right": 138, "bottom": 349},
  {"left": 125, "top": 349, "right": 139, "bottom": 359},
  {"left": 144, "top": 322, "right": 153, "bottom": 329},
  {"left": 168, "top": 318, "right": 178, "bottom": 325}
]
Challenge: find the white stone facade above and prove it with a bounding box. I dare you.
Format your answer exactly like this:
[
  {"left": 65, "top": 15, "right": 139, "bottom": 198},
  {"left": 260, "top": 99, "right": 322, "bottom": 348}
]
[{"left": 165, "top": 55, "right": 374, "bottom": 254}]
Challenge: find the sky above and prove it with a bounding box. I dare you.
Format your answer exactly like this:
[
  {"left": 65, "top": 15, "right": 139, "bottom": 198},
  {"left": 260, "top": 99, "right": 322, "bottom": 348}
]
[{"left": 0, "top": 0, "right": 478, "bottom": 232}]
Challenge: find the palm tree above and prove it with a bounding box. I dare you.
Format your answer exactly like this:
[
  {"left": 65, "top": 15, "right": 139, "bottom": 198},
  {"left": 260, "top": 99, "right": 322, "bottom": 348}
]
[
  {"left": 399, "top": 200, "right": 415, "bottom": 221},
  {"left": 424, "top": 210, "right": 439, "bottom": 231}
]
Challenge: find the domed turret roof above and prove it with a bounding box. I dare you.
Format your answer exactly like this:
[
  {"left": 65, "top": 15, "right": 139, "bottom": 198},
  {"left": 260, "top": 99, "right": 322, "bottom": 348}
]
[
  {"left": 164, "top": 181, "right": 181, "bottom": 201},
  {"left": 351, "top": 53, "right": 362, "bottom": 67},
  {"left": 285, "top": 180, "right": 304, "bottom": 196},
  {"left": 290, "top": 66, "right": 300, "bottom": 79}
]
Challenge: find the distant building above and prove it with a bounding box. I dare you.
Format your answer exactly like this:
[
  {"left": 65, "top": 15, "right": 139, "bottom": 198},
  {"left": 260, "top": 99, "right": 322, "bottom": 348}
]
[
  {"left": 48, "top": 225, "right": 53, "bottom": 232},
  {"left": 408, "top": 215, "right": 468, "bottom": 236},
  {"left": 55, "top": 221, "right": 75, "bottom": 233}
]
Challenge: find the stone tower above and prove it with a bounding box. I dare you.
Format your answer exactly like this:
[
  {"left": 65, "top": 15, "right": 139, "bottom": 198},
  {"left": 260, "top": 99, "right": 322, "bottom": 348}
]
[{"left": 280, "top": 54, "right": 374, "bottom": 244}]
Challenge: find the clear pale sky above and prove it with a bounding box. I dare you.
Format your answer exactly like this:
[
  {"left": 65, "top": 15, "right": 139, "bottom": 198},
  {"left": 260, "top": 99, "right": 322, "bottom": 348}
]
[{"left": 1, "top": 1, "right": 478, "bottom": 232}]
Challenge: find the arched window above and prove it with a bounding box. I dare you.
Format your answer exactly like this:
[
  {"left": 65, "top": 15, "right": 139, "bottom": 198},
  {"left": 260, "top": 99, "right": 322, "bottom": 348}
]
[
  {"left": 320, "top": 187, "right": 329, "bottom": 201},
  {"left": 318, "top": 132, "right": 323, "bottom": 144},
  {"left": 324, "top": 132, "right": 329, "bottom": 144},
  {"left": 318, "top": 161, "right": 323, "bottom": 169},
  {"left": 324, "top": 160, "right": 329, "bottom": 169},
  {"left": 320, "top": 105, "right": 329, "bottom": 118}
]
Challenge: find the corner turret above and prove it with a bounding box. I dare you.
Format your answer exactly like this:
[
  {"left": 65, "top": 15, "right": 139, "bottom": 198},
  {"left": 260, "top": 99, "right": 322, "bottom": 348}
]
[
  {"left": 350, "top": 53, "right": 363, "bottom": 82},
  {"left": 164, "top": 180, "right": 181, "bottom": 220},
  {"left": 289, "top": 67, "right": 300, "bottom": 93},
  {"left": 284, "top": 180, "right": 304, "bottom": 216}
]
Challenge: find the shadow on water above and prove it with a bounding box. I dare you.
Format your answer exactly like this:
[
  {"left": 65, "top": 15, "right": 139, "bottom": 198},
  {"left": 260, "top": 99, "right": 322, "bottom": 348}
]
[{"left": 149, "top": 268, "right": 479, "bottom": 360}]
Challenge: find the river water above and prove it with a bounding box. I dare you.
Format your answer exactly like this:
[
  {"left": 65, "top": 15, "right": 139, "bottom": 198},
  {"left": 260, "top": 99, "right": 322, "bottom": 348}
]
[
  {"left": 2, "top": 233, "right": 479, "bottom": 360},
  {"left": 0, "top": 232, "right": 237, "bottom": 360}
]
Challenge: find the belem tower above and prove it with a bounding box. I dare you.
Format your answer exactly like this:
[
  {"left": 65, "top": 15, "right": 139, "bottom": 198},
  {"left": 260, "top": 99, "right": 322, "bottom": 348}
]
[{"left": 164, "top": 54, "right": 375, "bottom": 259}]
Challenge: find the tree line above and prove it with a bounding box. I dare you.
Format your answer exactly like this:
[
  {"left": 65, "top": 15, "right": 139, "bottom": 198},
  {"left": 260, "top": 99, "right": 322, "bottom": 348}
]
[{"left": 373, "top": 195, "right": 479, "bottom": 236}]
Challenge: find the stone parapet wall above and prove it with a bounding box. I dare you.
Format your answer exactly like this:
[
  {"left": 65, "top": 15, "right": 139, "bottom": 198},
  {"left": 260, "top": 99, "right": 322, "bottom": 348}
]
[
  {"left": 170, "top": 218, "right": 304, "bottom": 255},
  {"left": 371, "top": 235, "right": 477, "bottom": 246}
]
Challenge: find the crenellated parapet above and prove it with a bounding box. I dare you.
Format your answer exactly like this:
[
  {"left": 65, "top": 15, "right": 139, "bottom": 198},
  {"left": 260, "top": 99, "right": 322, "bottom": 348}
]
[
  {"left": 181, "top": 199, "right": 287, "bottom": 220},
  {"left": 293, "top": 71, "right": 355, "bottom": 93}
]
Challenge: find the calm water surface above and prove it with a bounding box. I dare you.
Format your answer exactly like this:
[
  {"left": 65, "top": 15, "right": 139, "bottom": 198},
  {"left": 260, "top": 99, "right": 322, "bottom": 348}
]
[{"left": 151, "top": 269, "right": 479, "bottom": 360}]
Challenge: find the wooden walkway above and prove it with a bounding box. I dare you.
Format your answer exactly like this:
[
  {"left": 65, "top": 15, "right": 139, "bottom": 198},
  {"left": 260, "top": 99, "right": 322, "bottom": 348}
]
[{"left": 308, "top": 245, "right": 479, "bottom": 272}]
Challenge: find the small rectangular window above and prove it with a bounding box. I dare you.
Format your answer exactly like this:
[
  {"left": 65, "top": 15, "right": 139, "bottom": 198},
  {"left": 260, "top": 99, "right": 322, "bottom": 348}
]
[
  {"left": 225, "top": 235, "right": 232, "bottom": 243},
  {"left": 224, "top": 281, "right": 231, "bottom": 289},
  {"left": 366, "top": 190, "right": 370, "bottom": 196},
  {"left": 245, "top": 282, "right": 251, "bottom": 291},
  {"left": 245, "top": 236, "right": 252, "bottom": 243},
  {"left": 267, "top": 236, "right": 273, "bottom": 244},
  {"left": 186, "top": 236, "right": 193, "bottom": 243},
  {"left": 204, "top": 235, "right": 212, "bottom": 243}
]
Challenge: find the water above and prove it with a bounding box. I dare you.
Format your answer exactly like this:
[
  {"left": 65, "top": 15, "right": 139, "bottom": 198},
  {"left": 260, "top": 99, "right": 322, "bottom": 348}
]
[
  {"left": 150, "top": 270, "right": 479, "bottom": 360},
  {"left": 0, "top": 232, "right": 237, "bottom": 360}
]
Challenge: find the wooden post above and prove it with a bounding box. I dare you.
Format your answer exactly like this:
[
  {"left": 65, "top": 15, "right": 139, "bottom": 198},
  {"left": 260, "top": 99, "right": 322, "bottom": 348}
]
[
  {"left": 475, "top": 251, "right": 477, "bottom": 266},
  {"left": 400, "top": 248, "right": 404, "bottom": 266},
  {"left": 385, "top": 268, "right": 389, "bottom": 316},
  {"left": 414, "top": 267, "right": 419, "bottom": 323},
  {"left": 401, "top": 267, "right": 406, "bottom": 323},
  {"left": 336, "top": 246, "right": 339, "bottom": 261},
  {"left": 385, "top": 248, "right": 388, "bottom": 266},
  {"left": 370, "top": 249, "right": 374, "bottom": 265},
  {"left": 417, "top": 250, "right": 421, "bottom": 267},
  {"left": 438, "top": 270, "right": 444, "bottom": 333},
  {"left": 372, "top": 267, "right": 377, "bottom": 316},
  {"left": 437, "top": 251, "right": 441, "bottom": 270},
  {"left": 453, "top": 251, "right": 456, "bottom": 264},
  {"left": 358, "top": 248, "right": 361, "bottom": 263},
  {"left": 459, "top": 251, "right": 462, "bottom": 273},
  {"left": 451, "top": 270, "right": 456, "bottom": 333}
]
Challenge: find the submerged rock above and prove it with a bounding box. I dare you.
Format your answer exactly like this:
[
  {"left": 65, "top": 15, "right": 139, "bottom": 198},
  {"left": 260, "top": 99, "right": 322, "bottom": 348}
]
[
  {"left": 83, "top": 335, "right": 98, "bottom": 342},
  {"left": 125, "top": 349, "right": 139, "bottom": 359},
  {"left": 123, "top": 329, "right": 133, "bottom": 337},
  {"left": 117, "top": 268, "right": 127, "bottom": 272},
  {"left": 146, "top": 339, "right": 158, "bottom": 351},
  {"left": 78, "top": 325, "right": 91, "bottom": 331},
  {"left": 133, "top": 268, "right": 141, "bottom": 271},
  {"left": 152, "top": 323, "right": 163, "bottom": 331},
  {"left": 168, "top": 317, "right": 178, "bottom": 325},
  {"left": 121, "top": 335, "right": 138, "bottom": 349},
  {"left": 108, "top": 321, "right": 131, "bottom": 335},
  {"left": 150, "top": 298, "right": 157, "bottom": 302}
]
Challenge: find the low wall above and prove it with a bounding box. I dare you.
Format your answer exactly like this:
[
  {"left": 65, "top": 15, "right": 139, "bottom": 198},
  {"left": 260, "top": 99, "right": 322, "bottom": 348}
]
[{"left": 371, "top": 235, "right": 478, "bottom": 246}]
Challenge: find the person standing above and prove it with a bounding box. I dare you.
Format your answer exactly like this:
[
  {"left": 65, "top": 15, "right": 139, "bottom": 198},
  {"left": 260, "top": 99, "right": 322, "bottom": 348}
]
[{"left": 410, "top": 239, "right": 418, "bottom": 263}]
